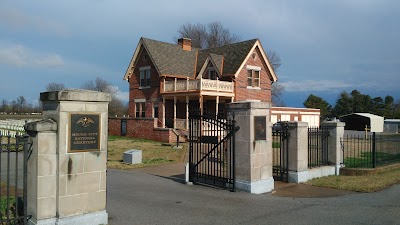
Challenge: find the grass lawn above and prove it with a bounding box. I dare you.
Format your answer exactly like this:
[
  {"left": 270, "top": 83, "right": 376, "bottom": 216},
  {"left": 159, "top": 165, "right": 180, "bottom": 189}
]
[
  {"left": 107, "top": 136, "right": 187, "bottom": 170},
  {"left": 306, "top": 167, "right": 400, "bottom": 192}
]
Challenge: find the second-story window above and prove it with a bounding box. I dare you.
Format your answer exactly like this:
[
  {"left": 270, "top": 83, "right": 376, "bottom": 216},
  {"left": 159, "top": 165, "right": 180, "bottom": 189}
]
[
  {"left": 246, "top": 65, "right": 261, "bottom": 88},
  {"left": 247, "top": 70, "right": 260, "bottom": 88},
  {"left": 139, "top": 66, "right": 151, "bottom": 88}
]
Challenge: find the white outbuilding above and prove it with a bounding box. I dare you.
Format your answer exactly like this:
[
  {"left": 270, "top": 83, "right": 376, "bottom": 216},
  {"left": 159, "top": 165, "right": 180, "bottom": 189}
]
[{"left": 340, "top": 113, "right": 384, "bottom": 132}]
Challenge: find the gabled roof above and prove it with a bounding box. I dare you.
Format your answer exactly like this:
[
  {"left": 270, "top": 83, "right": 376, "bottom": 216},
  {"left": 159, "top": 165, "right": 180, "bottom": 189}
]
[
  {"left": 209, "top": 53, "right": 224, "bottom": 75},
  {"left": 124, "top": 37, "right": 278, "bottom": 82},
  {"left": 196, "top": 39, "right": 257, "bottom": 76},
  {"left": 124, "top": 38, "right": 198, "bottom": 80}
]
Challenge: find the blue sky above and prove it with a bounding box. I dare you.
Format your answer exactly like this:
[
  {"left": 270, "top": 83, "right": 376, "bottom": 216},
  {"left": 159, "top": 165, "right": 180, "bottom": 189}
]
[{"left": 1, "top": 0, "right": 399, "bottom": 108}]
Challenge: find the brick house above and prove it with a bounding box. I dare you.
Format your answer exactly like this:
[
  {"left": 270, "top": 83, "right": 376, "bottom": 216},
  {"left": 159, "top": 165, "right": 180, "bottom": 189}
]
[
  {"left": 110, "top": 37, "right": 279, "bottom": 142},
  {"left": 108, "top": 37, "right": 322, "bottom": 142}
]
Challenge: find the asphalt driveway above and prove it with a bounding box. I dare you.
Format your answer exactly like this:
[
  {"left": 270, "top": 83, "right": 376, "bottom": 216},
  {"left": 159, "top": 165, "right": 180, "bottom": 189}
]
[{"left": 107, "top": 166, "right": 400, "bottom": 225}]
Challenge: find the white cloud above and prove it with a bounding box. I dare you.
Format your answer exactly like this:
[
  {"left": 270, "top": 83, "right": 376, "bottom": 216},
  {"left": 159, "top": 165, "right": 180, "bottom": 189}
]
[
  {"left": 0, "top": 44, "right": 64, "bottom": 68},
  {"left": 0, "top": 6, "right": 70, "bottom": 37},
  {"left": 110, "top": 86, "right": 129, "bottom": 103},
  {"left": 282, "top": 80, "right": 355, "bottom": 92}
]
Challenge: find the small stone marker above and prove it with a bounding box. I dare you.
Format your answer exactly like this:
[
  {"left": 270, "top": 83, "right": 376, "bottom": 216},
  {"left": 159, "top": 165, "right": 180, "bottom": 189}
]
[{"left": 123, "top": 149, "right": 142, "bottom": 164}]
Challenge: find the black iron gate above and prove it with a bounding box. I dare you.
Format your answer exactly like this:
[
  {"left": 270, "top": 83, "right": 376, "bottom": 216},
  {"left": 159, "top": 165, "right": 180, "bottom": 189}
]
[
  {"left": 272, "top": 123, "right": 290, "bottom": 182},
  {"left": 189, "top": 110, "right": 239, "bottom": 191},
  {"left": 308, "top": 127, "right": 330, "bottom": 168},
  {"left": 0, "top": 134, "right": 31, "bottom": 225}
]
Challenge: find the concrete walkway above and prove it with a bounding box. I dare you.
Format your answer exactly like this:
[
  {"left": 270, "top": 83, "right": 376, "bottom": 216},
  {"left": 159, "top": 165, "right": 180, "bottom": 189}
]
[{"left": 107, "top": 163, "right": 400, "bottom": 225}]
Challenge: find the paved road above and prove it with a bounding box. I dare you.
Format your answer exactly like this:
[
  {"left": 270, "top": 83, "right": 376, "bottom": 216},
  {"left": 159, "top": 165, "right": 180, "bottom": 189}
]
[{"left": 107, "top": 168, "right": 400, "bottom": 225}]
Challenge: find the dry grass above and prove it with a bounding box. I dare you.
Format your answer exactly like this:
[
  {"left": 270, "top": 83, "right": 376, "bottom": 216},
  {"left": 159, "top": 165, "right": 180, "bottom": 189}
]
[
  {"left": 307, "top": 167, "right": 400, "bottom": 192},
  {"left": 107, "top": 136, "right": 187, "bottom": 170}
]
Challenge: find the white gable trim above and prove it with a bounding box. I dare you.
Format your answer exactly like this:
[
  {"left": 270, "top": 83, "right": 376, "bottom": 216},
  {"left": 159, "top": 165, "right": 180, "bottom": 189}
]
[
  {"left": 233, "top": 39, "right": 278, "bottom": 82},
  {"left": 196, "top": 55, "right": 222, "bottom": 79},
  {"left": 123, "top": 38, "right": 161, "bottom": 81},
  {"left": 246, "top": 65, "right": 261, "bottom": 70}
]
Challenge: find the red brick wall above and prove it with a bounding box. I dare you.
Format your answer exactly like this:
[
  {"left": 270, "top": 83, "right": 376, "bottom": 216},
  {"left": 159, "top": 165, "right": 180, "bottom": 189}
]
[
  {"left": 108, "top": 118, "right": 122, "bottom": 136},
  {"left": 108, "top": 117, "right": 174, "bottom": 143},
  {"left": 235, "top": 47, "right": 272, "bottom": 103},
  {"left": 128, "top": 47, "right": 162, "bottom": 118}
]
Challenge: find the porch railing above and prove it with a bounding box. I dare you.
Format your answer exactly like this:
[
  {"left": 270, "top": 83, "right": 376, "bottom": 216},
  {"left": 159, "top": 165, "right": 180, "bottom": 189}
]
[{"left": 163, "top": 78, "right": 234, "bottom": 93}]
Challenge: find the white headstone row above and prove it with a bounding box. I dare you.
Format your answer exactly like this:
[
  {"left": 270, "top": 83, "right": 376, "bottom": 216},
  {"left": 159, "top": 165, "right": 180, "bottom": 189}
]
[{"left": 0, "top": 119, "right": 26, "bottom": 137}]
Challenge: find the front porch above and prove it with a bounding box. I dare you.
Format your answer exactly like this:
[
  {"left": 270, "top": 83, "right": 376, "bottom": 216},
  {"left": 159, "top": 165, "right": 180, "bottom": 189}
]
[
  {"left": 161, "top": 94, "right": 234, "bottom": 130},
  {"left": 159, "top": 77, "right": 234, "bottom": 130}
]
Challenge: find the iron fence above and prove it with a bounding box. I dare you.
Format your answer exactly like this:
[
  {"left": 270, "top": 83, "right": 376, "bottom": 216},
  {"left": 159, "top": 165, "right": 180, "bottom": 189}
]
[
  {"left": 0, "top": 134, "right": 30, "bottom": 225},
  {"left": 272, "top": 124, "right": 289, "bottom": 182},
  {"left": 308, "top": 127, "right": 330, "bottom": 168},
  {"left": 342, "top": 133, "right": 400, "bottom": 168}
]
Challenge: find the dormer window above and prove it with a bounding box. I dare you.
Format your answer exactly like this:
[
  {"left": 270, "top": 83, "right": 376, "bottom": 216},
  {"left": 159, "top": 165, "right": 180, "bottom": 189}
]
[
  {"left": 246, "top": 65, "right": 261, "bottom": 88},
  {"left": 208, "top": 69, "right": 217, "bottom": 80},
  {"left": 139, "top": 66, "right": 151, "bottom": 88}
]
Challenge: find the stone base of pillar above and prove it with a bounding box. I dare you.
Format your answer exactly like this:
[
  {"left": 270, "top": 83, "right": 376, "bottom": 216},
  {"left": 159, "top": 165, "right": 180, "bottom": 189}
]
[
  {"left": 29, "top": 218, "right": 57, "bottom": 225},
  {"left": 335, "top": 164, "right": 341, "bottom": 175},
  {"left": 235, "top": 178, "right": 274, "bottom": 194},
  {"left": 288, "top": 171, "right": 309, "bottom": 183},
  {"left": 308, "top": 166, "right": 336, "bottom": 181},
  {"left": 56, "top": 211, "right": 108, "bottom": 225},
  {"left": 29, "top": 210, "right": 108, "bottom": 225}
]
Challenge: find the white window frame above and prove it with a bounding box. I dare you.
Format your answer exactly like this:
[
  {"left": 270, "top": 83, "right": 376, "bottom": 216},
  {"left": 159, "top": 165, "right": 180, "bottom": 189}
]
[{"left": 246, "top": 65, "right": 261, "bottom": 89}]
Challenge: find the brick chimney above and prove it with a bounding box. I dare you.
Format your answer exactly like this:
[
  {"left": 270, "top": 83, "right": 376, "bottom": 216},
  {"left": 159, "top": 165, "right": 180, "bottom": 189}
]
[{"left": 178, "top": 38, "right": 192, "bottom": 51}]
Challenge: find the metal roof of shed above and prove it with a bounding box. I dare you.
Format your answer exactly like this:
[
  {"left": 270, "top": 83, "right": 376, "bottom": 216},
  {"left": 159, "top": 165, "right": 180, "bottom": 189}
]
[{"left": 340, "top": 113, "right": 384, "bottom": 132}]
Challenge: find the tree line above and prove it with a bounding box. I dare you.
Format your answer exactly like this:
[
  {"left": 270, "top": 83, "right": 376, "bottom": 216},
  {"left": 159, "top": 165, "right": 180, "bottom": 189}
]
[
  {"left": 303, "top": 90, "right": 400, "bottom": 119},
  {"left": 0, "top": 78, "right": 128, "bottom": 116}
]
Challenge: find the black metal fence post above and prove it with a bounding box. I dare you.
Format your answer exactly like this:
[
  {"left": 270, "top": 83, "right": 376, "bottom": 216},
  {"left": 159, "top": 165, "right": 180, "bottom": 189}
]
[
  {"left": 232, "top": 113, "right": 236, "bottom": 192},
  {"left": 23, "top": 134, "right": 29, "bottom": 225},
  {"left": 372, "top": 132, "right": 376, "bottom": 168}
]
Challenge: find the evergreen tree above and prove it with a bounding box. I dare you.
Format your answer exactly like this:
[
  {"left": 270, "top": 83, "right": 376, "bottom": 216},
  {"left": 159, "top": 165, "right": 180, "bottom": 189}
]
[{"left": 303, "top": 94, "right": 332, "bottom": 119}]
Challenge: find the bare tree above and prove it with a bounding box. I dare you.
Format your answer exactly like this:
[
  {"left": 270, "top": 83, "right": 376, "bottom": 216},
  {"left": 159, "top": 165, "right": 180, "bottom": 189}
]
[
  {"left": 176, "top": 22, "right": 284, "bottom": 105},
  {"left": 16, "top": 96, "right": 27, "bottom": 113},
  {"left": 271, "top": 82, "right": 285, "bottom": 106},
  {"left": 206, "top": 22, "right": 240, "bottom": 48},
  {"left": 81, "top": 77, "right": 128, "bottom": 116},
  {"left": 175, "top": 23, "right": 207, "bottom": 48},
  {"left": 81, "top": 77, "right": 115, "bottom": 94},
  {"left": 0, "top": 99, "right": 9, "bottom": 113},
  {"left": 175, "top": 22, "right": 239, "bottom": 49},
  {"left": 267, "top": 50, "right": 281, "bottom": 71},
  {"left": 46, "top": 82, "right": 66, "bottom": 91}
]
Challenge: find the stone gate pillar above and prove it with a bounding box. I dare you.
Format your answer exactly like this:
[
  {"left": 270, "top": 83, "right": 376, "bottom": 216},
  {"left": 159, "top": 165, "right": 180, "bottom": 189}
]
[
  {"left": 226, "top": 101, "right": 273, "bottom": 194},
  {"left": 321, "top": 121, "right": 345, "bottom": 175},
  {"left": 286, "top": 121, "right": 309, "bottom": 183},
  {"left": 26, "top": 90, "right": 111, "bottom": 225}
]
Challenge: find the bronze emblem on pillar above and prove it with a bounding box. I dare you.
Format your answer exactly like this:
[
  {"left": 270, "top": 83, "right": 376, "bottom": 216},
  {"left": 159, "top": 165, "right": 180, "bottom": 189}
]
[
  {"left": 254, "top": 116, "right": 267, "bottom": 140},
  {"left": 69, "top": 113, "right": 100, "bottom": 152}
]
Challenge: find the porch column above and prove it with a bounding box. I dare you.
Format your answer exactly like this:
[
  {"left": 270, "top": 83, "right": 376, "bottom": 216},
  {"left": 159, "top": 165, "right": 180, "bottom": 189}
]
[
  {"left": 186, "top": 96, "right": 189, "bottom": 130},
  {"left": 215, "top": 96, "right": 219, "bottom": 117},
  {"left": 162, "top": 96, "right": 165, "bottom": 128},
  {"left": 199, "top": 95, "right": 203, "bottom": 115},
  {"left": 173, "top": 96, "right": 177, "bottom": 129}
]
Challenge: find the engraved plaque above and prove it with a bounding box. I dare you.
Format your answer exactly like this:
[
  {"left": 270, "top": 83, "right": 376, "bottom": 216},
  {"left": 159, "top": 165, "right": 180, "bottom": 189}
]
[
  {"left": 254, "top": 116, "right": 267, "bottom": 140},
  {"left": 69, "top": 113, "right": 100, "bottom": 152}
]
